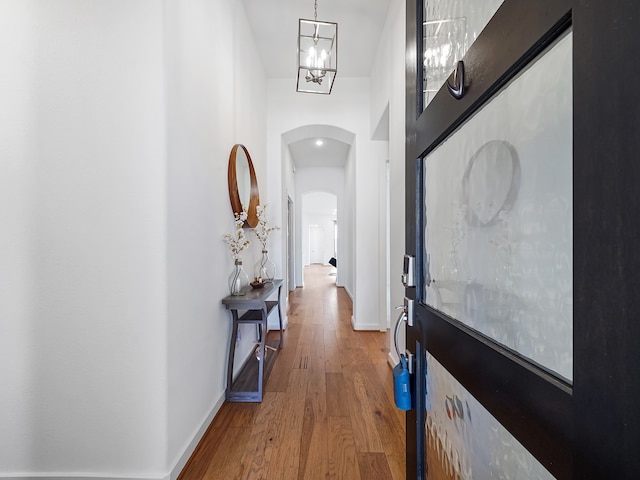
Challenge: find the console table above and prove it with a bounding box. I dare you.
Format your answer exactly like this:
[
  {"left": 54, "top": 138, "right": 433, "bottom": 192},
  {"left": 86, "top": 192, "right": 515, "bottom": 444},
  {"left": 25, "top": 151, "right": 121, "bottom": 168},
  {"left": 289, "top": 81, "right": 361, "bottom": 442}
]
[{"left": 221, "top": 279, "right": 283, "bottom": 402}]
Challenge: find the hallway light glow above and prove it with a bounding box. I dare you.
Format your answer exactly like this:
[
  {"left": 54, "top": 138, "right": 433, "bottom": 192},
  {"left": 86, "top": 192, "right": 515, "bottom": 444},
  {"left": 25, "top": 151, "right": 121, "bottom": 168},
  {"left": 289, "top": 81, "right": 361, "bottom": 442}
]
[{"left": 315, "top": 139, "right": 324, "bottom": 146}]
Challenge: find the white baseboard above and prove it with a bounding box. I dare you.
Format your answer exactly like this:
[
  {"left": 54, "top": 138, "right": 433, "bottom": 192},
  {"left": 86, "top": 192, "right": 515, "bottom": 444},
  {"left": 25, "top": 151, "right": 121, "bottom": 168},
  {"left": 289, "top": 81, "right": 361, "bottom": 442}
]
[
  {"left": 169, "top": 393, "right": 226, "bottom": 479},
  {"left": 343, "top": 285, "right": 353, "bottom": 301},
  {"left": 350, "top": 315, "right": 380, "bottom": 331},
  {"left": 2, "top": 473, "right": 169, "bottom": 480}
]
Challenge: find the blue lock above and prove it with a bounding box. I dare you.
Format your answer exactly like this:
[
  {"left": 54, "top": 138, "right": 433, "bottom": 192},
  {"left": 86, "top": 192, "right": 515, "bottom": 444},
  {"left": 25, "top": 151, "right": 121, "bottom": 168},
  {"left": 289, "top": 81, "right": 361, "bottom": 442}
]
[{"left": 393, "top": 354, "right": 411, "bottom": 410}]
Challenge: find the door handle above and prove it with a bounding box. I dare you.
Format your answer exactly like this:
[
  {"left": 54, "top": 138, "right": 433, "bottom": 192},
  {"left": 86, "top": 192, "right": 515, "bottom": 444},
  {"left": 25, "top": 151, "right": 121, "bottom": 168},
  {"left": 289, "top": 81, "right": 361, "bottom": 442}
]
[
  {"left": 447, "top": 60, "right": 465, "bottom": 99},
  {"left": 393, "top": 307, "right": 412, "bottom": 410},
  {"left": 394, "top": 306, "right": 407, "bottom": 361},
  {"left": 393, "top": 307, "right": 414, "bottom": 376}
]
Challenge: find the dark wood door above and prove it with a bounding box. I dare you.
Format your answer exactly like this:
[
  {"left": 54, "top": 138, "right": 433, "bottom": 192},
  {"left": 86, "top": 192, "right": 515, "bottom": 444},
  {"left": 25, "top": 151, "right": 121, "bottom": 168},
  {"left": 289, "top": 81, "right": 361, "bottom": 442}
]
[{"left": 404, "top": 0, "right": 640, "bottom": 478}]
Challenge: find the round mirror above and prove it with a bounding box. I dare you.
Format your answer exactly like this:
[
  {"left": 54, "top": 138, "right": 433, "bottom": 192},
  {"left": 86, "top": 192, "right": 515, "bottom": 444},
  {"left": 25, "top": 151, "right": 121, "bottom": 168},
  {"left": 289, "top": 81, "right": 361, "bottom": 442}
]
[{"left": 228, "top": 144, "right": 259, "bottom": 227}]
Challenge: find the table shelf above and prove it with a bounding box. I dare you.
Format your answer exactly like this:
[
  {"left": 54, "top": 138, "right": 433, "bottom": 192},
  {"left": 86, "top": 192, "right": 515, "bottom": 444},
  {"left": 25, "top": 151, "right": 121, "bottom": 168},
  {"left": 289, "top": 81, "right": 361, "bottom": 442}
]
[
  {"left": 229, "top": 339, "right": 280, "bottom": 400},
  {"left": 222, "top": 280, "right": 283, "bottom": 402}
]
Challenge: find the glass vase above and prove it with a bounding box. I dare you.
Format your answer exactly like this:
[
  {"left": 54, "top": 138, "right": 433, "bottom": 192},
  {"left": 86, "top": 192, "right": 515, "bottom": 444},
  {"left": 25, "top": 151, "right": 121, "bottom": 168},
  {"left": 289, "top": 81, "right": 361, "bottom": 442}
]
[
  {"left": 229, "top": 259, "right": 249, "bottom": 296},
  {"left": 255, "top": 249, "right": 276, "bottom": 282}
]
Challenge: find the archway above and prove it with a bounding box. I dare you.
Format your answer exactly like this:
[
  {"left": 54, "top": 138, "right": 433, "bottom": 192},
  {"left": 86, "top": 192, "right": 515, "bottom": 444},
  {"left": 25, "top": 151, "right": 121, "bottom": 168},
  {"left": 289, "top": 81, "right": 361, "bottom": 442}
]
[{"left": 281, "top": 125, "right": 355, "bottom": 297}]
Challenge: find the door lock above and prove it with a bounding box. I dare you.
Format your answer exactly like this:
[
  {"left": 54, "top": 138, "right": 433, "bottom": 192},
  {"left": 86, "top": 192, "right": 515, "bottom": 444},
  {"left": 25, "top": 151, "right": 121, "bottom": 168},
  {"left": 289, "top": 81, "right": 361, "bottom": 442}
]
[
  {"left": 404, "top": 296, "right": 414, "bottom": 327},
  {"left": 402, "top": 254, "right": 416, "bottom": 288}
]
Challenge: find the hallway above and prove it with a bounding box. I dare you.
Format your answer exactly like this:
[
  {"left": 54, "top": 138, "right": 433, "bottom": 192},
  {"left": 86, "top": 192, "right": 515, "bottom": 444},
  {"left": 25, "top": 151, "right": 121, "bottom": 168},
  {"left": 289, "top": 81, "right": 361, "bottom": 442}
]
[{"left": 179, "top": 265, "right": 405, "bottom": 479}]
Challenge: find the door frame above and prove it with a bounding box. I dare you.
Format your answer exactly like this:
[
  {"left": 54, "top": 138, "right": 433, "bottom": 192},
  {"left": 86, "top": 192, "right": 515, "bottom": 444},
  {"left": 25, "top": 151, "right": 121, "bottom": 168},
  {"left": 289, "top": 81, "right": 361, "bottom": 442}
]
[
  {"left": 287, "top": 195, "right": 295, "bottom": 292},
  {"left": 404, "top": 0, "right": 640, "bottom": 478}
]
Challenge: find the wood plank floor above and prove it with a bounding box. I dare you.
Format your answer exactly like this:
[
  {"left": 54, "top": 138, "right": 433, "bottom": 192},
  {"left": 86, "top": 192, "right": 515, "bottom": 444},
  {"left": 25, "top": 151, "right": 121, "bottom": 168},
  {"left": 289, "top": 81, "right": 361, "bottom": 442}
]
[{"left": 179, "top": 265, "right": 406, "bottom": 480}]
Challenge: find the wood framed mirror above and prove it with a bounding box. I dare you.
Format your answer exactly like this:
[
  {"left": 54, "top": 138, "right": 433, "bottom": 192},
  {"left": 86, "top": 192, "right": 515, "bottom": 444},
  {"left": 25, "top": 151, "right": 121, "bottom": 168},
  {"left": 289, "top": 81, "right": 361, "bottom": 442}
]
[{"left": 228, "top": 144, "right": 259, "bottom": 227}]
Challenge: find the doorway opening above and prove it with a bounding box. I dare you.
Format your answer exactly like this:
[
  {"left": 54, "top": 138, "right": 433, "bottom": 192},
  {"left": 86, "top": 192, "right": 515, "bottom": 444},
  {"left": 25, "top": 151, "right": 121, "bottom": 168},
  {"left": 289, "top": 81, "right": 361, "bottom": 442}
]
[{"left": 301, "top": 191, "right": 338, "bottom": 286}]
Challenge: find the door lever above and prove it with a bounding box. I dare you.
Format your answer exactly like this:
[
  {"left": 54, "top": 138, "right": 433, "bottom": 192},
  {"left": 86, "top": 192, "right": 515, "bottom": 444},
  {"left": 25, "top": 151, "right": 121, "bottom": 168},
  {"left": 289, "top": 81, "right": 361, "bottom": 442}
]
[
  {"left": 393, "top": 307, "right": 412, "bottom": 410},
  {"left": 394, "top": 312, "right": 413, "bottom": 375},
  {"left": 394, "top": 297, "right": 414, "bottom": 359},
  {"left": 394, "top": 306, "right": 407, "bottom": 361}
]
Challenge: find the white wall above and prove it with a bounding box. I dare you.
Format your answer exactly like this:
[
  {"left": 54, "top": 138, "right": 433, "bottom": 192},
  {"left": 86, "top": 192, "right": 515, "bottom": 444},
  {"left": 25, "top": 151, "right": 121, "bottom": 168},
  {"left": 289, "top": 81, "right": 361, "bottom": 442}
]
[
  {"left": 370, "top": 0, "right": 407, "bottom": 359},
  {"left": 301, "top": 192, "right": 337, "bottom": 265},
  {"left": 267, "top": 79, "right": 385, "bottom": 330},
  {"left": 303, "top": 214, "right": 336, "bottom": 264},
  {"left": 165, "top": 0, "right": 267, "bottom": 474},
  {"left": 0, "top": 1, "right": 36, "bottom": 469},
  {"left": 343, "top": 145, "right": 356, "bottom": 300},
  {"left": 1, "top": 0, "right": 168, "bottom": 476},
  {"left": 0, "top": 0, "right": 404, "bottom": 476},
  {"left": 0, "top": 0, "right": 268, "bottom": 478}
]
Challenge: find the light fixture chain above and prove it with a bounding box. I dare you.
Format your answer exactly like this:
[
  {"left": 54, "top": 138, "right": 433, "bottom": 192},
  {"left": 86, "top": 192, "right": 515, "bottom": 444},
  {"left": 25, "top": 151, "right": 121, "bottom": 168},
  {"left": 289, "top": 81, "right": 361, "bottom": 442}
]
[{"left": 314, "top": 0, "right": 317, "bottom": 21}]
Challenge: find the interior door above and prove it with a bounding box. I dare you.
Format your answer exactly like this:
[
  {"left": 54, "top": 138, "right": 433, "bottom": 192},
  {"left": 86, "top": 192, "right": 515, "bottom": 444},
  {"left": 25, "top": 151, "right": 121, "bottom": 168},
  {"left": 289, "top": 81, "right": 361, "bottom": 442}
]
[
  {"left": 309, "top": 225, "right": 324, "bottom": 264},
  {"left": 404, "top": 0, "right": 640, "bottom": 478}
]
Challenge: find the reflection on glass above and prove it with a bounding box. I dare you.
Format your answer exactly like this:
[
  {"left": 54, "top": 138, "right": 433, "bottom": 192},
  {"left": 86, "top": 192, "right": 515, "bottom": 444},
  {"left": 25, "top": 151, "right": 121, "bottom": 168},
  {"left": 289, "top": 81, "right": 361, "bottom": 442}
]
[
  {"left": 425, "top": 352, "right": 555, "bottom": 479},
  {"left": 423, "top": 0, "right": 505, "bottom": 109},
  {"left": 236, "top": 149, "right": 251, "bottom": 208},
  {"left": 423, "top": 32, "right": 573, "bottom": 380},
  {"left": 463, "top": 140, "right": 520, "bottom": 227},
  {"left": 423, "top": 18, "right": 466, "bottom": 107}
]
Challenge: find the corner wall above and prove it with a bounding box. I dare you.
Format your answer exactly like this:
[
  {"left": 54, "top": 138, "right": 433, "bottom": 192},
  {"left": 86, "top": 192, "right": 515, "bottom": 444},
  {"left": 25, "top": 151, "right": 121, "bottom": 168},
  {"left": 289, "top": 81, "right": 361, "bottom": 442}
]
[
  {"left": 369, "top": 0, "right": 407, "bottom": 358},
  {"left": 165, "top": 0, "right": 268, "bottom": 475},
  {"left": 0, "top": 0, "right": 168, "bottom": 476},
  {"left": 0, "top": 0, "right": 268, "bottom": 478}
]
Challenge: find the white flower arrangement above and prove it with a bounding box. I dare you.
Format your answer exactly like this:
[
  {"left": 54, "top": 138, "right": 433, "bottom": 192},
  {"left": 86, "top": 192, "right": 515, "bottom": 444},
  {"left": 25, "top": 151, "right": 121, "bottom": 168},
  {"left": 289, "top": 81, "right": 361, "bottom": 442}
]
[
  {"left": 223, "top": 210, "right": 250, "bottom": 260},
  {"left": 253, "top": 204, "right": 280, "bottom": 249}
]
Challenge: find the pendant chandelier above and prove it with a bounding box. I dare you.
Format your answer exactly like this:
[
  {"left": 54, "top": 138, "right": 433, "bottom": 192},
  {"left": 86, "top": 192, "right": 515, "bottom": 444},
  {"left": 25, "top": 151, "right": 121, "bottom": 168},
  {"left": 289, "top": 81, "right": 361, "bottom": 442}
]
[{"left": 296, "top": 0, "right": 338, "bottom": 94}]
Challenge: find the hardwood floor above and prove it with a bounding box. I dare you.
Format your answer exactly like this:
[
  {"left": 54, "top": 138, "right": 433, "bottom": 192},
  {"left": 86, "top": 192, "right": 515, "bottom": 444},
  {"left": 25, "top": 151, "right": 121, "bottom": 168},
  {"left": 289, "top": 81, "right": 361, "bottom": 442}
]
[{"left": 178, "top": 265, "right": 406, "bottom": 480}]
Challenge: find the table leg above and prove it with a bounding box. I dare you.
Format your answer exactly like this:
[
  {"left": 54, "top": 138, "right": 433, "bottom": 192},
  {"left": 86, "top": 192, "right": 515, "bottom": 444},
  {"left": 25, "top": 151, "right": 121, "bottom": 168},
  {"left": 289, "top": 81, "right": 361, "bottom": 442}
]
[
  {"left": 226, "top": 310, "right": 239, "bottom": 399},
  {"left": 256, "top": 307, "right": 268, "bottom": 400},
  {"left": 277, "top": 285, "right": 284, "bottom": 348}
]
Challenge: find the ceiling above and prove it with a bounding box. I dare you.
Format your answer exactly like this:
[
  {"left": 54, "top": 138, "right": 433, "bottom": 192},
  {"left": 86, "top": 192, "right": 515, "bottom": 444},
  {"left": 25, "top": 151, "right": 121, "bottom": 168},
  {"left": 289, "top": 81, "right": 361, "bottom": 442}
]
[
  {"left": 289, "top": 137, "right": 351, "bottom": 169},
  {"left": 242, "top": 0, "right": 392, "bottom": 168},
  {"left": 242, "top": 0, "right": 393, "bottom": 79}
]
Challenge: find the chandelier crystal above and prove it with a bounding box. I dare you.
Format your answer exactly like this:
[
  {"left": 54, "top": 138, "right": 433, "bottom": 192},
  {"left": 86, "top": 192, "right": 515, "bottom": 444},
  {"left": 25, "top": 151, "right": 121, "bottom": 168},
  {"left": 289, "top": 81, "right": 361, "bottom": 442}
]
[{"left": 297, "top": 0, "right": 337, "bottom": 94}]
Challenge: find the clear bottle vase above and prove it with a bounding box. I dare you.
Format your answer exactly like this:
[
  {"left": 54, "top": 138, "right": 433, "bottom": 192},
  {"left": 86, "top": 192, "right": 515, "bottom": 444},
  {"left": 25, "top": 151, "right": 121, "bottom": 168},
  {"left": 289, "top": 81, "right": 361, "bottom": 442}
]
[
  {"left": 255, "top": 249, "right": 276, "bottom": 282},
  {"left": 229, "top": 259, "right": 249, "bottom": 296}
]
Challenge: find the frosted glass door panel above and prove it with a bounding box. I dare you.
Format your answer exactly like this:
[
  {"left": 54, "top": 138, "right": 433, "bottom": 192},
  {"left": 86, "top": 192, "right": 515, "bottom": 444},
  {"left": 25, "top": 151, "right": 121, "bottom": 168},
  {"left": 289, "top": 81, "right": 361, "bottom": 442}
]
[
  {"left": 424, "top": 32, "right": 573, "bottom": 380},
  {"left": 423, "top": 0, "right": 505, "bottom": 108},
  {"left": 425, "top": 352, "right": 555, "bottom": 479}
]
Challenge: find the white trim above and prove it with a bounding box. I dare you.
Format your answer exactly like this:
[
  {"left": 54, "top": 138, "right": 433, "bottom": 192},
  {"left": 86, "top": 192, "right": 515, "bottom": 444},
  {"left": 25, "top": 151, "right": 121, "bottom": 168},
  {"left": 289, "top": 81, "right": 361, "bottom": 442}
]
[
  {"left": 343, "top": 285, "right": 353, "bottom": 301},
  {"left": 1, "top": 474, "right": 169, "bottom": 480},
  {"left": 350, "top": 315, "right": 380, "bottom": 331},
  {"left": 168, "top": 393, "right": 226, "bottom": 479}
]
